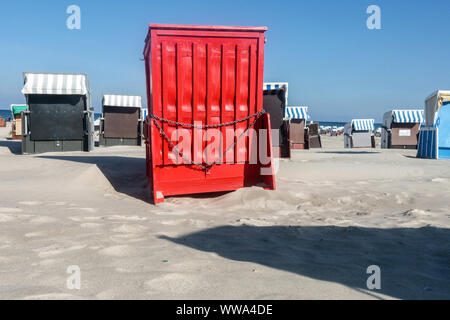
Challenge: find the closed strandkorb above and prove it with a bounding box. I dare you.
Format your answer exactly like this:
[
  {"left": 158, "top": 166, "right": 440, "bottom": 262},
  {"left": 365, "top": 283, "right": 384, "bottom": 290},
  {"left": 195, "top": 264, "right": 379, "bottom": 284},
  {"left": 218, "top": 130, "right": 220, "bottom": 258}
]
[{"left": 143, "top": 24, "right": 276, "bottom": 204}]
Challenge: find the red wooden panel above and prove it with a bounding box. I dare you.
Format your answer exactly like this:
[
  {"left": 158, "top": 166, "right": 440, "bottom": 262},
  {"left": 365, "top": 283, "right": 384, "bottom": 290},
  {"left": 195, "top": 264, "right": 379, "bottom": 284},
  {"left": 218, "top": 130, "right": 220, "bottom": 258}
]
[
  {"left": 161, "top": 41, "right": 178, "bottom": 165},
  {"left": 235, "top": 45, "right": 250, "bottom": 163},
  {"left": 177, "top": 41, "right": 193, "bottom": 164},
  {"left": 150, "top": 38, "right": 163, "bottom": 165},
  {"left": 206, "top": 44, "right": 222, "bottom": 164},
  {"left": 192, "top": 43, "right": 207, "bottom": 164},
  {"left": 221, "top": 43, "right": 236, "bottom": 164},
  {"left": 248, "top": 44, "right": 258, "bottom": 164}
]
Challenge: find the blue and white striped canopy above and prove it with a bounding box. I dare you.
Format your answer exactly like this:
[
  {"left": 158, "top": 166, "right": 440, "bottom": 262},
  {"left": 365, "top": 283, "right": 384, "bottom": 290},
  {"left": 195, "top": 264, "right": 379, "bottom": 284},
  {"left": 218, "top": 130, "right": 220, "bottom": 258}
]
[
  {"left": 286, "top": 106, "right": 308, "bottom": 120},
  {"left": 352, "top": 119, "right": 374, "bottom": 131},
  {"left": 264, "top": 82, "right": 288, "bottom": 91},
  {"left": 393, "top": 110, "right": 424, "bottom": 123}
]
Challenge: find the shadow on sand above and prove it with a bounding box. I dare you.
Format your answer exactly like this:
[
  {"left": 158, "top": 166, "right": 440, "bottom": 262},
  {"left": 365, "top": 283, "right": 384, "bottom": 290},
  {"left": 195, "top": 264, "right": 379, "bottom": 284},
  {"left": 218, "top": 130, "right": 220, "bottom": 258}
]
[
  {"left": 0, "top": 140, "right": 21, "bottom": 155},
  {"left": 39, "top": 155, "right": 149, "bottom": 201},
  {"left": 39, "top": 155, "right": 237, "bottom": 203},
  {"left": 170, "top": 191, "right": 233, "bottom": 200},
  {"left": 160, "top": 225, "right": 450, "bottom": 300},
  {"left": 404, "top": 155, "right": 422, "bottom": 160}
]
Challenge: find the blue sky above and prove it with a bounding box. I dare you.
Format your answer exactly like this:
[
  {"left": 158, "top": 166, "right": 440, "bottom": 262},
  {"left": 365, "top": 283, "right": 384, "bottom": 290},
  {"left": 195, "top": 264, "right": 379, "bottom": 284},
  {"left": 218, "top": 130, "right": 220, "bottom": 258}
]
[{"left": 0, "top": 0, "right": 449, "bottom": 121}]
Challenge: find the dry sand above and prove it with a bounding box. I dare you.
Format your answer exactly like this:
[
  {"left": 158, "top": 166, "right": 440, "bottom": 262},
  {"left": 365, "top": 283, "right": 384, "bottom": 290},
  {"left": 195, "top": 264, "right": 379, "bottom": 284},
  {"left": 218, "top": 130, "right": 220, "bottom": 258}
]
[{"left": 0, "top": 122, "right": 449, "bottom": 300}]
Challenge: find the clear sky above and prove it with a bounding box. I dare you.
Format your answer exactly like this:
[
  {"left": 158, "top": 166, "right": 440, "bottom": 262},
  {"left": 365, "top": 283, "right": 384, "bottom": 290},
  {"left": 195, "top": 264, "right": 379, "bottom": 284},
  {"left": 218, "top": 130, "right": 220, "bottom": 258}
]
[{"left": 0, "top": 0, "right": 449, "bottom": 121}]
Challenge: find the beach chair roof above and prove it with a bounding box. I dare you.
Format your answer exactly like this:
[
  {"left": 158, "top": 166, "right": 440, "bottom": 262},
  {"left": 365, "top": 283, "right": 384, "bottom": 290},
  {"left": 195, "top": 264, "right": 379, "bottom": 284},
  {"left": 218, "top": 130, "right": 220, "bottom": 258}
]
[
  {"left": 424, "top": 90, "right": 450, "bottom": 126},
  {"left": 383, "top": 109, "right": 424, "bottom": 125},
  {"left": 103, "top": 94, "right": 142, "bottom": 108},
  {"left": 392, "top": 110, "right": 424, "bottom": 123},
  {"left": 351, "top": 119, "right": 374, "bottom": 131},
  {"left": 10, "top": 104, "right": 27, "bottom": 115},
  {"left": 264, "top": 82, "right": 288, "bottom": 90},
  {"left": 22, "top": 73, "right": 89, "bottom": 95},
  {"left": 286, "top": 106, "right": 309, "bottom": 120}
]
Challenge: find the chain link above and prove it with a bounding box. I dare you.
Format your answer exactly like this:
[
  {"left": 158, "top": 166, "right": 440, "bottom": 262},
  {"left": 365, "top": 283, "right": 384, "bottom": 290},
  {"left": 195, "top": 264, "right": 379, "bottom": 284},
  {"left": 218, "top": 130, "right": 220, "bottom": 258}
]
[
  {"left": 151, "top": 110, "right": 265, "bottom": 129},
  {"left": 151, "top": 110, "right": 266, "bottom": 172}
]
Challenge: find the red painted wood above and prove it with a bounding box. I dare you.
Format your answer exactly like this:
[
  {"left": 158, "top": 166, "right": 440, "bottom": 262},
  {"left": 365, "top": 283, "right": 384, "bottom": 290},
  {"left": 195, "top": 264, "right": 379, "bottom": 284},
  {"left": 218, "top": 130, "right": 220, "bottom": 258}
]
[{"left": 144, "top": 24, "right": 275, "bottom": 203}]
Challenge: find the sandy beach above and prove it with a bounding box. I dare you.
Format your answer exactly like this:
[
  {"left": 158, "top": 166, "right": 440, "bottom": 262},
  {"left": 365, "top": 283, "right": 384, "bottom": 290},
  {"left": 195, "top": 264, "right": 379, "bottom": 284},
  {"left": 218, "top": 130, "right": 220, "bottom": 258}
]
[{"left": 0, "top": 122, "right": 449, "bottom": 300}]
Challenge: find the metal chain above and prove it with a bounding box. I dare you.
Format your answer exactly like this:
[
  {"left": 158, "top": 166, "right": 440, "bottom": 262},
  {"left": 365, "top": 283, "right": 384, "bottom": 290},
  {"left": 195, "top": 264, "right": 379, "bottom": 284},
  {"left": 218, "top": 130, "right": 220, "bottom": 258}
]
[
  {"left": 151, "top": 110, "right": 265, "bottom": 129},
  {"left": 151, "top": 110, "right": 266, "bottom": 172}
]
